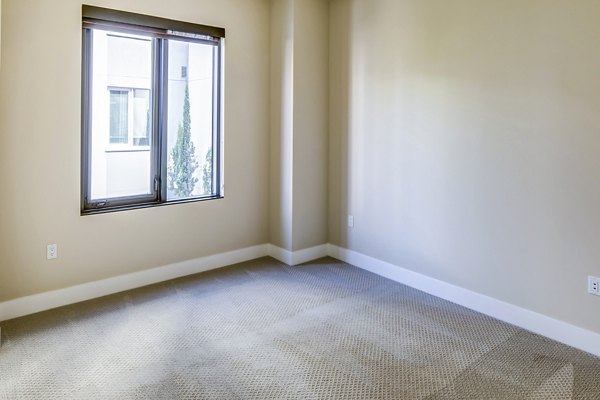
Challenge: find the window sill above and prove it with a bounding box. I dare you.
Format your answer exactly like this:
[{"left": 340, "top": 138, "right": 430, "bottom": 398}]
[{"left": 81, "top": 195, "right": 224, "bottom": 216}]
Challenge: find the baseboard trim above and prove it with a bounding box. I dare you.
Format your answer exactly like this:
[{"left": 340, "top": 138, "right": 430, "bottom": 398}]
[
  {"left": 267, "top": 244, "right": 293, "bottom": 265},
  {"left": 267, "top": 244, "right": 328, "bottom": 266},
  {"left": 3, "top": 242, "right": 599, "bottom": 358},
  {"left": 327, "top": 244, "right": 600, "bottom": 358},
  {"left": 0, "top": 243, "right": 331, "bottom": 322},
  {"left": 0, "top": 244, "right": 269, "bottom": 322}
]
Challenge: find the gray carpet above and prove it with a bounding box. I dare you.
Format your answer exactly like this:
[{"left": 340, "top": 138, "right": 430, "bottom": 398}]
[{"left": 0, "top": 257, "right": 599, "bottom": 399}]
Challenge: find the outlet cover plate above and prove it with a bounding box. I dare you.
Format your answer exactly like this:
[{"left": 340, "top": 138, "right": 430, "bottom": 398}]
[
  {"left": 47, "top": 244, "right": 58, "bottom": 260},
  {"left": 588, "top": 276, "right": 600, "bottom": 296}
]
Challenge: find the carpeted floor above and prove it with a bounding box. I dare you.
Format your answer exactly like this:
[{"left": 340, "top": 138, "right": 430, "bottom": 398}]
[{"left": 0, "top": 257, "right": 599, "bottom": 399}]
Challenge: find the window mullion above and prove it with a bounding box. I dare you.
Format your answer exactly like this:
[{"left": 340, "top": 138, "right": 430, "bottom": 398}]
[
  {"left": 152, "top": 37, "right": 169, "bottom": 203},
  {"left": 211, "top": 45, "right": 219, "bottom": 196},
  {"left": 81, "top": 28, "right": 94, "bottom": 211}
]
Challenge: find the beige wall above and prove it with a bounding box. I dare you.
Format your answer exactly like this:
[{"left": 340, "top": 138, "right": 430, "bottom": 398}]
[
  {"left": 291, "top": 0, "right": 328, "bottom": 251},
  {"left": 0, "top": 0, "right": 2, "bottom": 71},
  {"left": 269, "top": 0, "right": 294, "bottom": 250},
  {"left": 329, "top": 0, "right": 600, "bottom": 333},
  {"left": 270, "top": 0, "right": 328, "bottom": 251},
  {"left": 0, "top": 0, "right": 270, "bottom": 302},
  {"left": 328, "top": 0, "right": 349, "bottom": 248}
]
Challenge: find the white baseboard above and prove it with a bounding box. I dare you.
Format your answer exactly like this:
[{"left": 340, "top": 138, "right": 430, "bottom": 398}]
[
  {"left": 292, "top": 244, "right": 329, "bottom": 265},
  {"left": 267, "top": 244, "right": 328, "bottom": 266},
  {"left": 267, "top": 244, "right": 293, "bottom": 265},
  {"left": 327, "top": 244, "right": 600, "bottom": 358},
  {"left": 0, "top": 244, "right": 269, "bottom": 322},
  {"left": 2, "top": 241, "right": 599, "bottom": 358},
  {"left": 0, "top": 243, "right": 330, "bottom": 322}
]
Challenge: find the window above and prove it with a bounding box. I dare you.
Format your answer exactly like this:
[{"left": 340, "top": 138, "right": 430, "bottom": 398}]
[
  {"left": 108, "top": 87, "right": 151, "bottom": 146},
  {"left": 109, "top": 89, "right": 129, "bottom": 144},
  {"left": 81, "top": 5, "right": 225, "bottom": 214}
]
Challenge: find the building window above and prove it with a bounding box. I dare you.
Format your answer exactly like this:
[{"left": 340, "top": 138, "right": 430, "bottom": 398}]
[
  {"left": 108, "top": 87, "right": 151, "bottom": 147},
  {"left": 109, "top": 89, "right": 129, "bottom": 145},
  {"left": 81, "top": 5, "right": 225, "bottom": 214}
]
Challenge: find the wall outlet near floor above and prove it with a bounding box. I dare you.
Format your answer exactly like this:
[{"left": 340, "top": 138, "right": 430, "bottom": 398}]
[
  {"left": 348, "top": 215, "right": 354, "bottom": 228},
  {"left": 47, "top": 244, "right": 58, "bottom": 260},
  {"left": 588, "top": 276, "right": 600, "bottom": 296}
]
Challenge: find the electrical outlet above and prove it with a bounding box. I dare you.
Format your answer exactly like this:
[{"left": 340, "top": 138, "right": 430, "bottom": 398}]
[
  {"left": 588, "top": 276, "right": 600, "bottom": 296},
  {"left": 47, "top": 244, "right": 58, "bottom": 260},
  {"left": 348, "top": 215, "right": 354, "bottom": 228}
]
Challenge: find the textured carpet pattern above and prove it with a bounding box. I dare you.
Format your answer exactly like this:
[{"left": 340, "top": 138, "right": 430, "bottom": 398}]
[{"left": 0, "top": 257, "right": 599, "bottom": 399}]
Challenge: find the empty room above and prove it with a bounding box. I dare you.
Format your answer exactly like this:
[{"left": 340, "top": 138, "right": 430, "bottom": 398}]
[{"left": 1, "top": 0, "right": 599, "bottom": 398}]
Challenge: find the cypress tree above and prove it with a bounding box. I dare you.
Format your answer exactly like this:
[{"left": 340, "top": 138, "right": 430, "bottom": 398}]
[
  {"left": 168, "top": 84, "right": 198, "bottom": 197},
  {"left": 202, "top": 148, "right": 212, "bottom": 195}
]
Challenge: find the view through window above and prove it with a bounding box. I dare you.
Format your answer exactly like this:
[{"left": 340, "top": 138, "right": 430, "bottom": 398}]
[{"left": 81, "top": 6, "right": 224, "bottom": 213}]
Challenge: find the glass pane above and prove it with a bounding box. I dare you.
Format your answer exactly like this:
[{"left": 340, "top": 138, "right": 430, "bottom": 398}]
[
  {"left": 166, "top": 40, "right": 215, "bottom": 200},
  {"left": 133, "top": 89, "right": 150, "bottom": 146},
  {"left": 89, "top": 30, "right": 154, "bottom": 200},
  {"left": 109, "top": 90, "right": 128, "bottom": 144}
]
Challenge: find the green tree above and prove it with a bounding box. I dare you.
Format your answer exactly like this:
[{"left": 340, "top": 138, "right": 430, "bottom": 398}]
[
  {"left": 168, "top": 84, "right": 198, "bottom": 197},
  {"left": 202, "top": 148, "right": 212, "bottom": 195}
]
